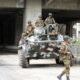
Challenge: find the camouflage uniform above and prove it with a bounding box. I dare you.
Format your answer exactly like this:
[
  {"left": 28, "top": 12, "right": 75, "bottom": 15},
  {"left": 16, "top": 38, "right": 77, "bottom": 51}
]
[
  {"left": 45, "top": 13, "right": 57, "bottom": 35},
  {"left": 57, "top": 41, "right": 71, "bottom": 80},
  {"left": 45, "top": 17, "right": 55, "bottom": 25},
  {"left": 22, "top": 21, "right": 34, "bottom": 38},
  {"left": 35, "top": 16, "right": 44, "bottom": 27},
  {"left": 45, "top": 13, "right": 55, "bottom": 25}
]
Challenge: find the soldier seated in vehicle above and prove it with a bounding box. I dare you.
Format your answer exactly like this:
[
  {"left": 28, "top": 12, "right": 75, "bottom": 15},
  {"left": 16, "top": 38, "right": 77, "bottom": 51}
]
[
  {"left": 45, "top": 13, "right": 59, "bottom": 33},
  {"left": 35, "top": 15, "right": 45, "bottom": 27},
  {"left": 22, "top": 21, "right": 34, "bottom": 38}
]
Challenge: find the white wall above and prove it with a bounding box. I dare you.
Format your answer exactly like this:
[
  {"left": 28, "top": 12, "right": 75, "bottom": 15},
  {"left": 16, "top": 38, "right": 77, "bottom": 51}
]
[
  {"left": 73, "top": 23, "right": 80, "bottom": 39},
  {"left": 23, "top": 0, "right": 42, "bottom": 31}
]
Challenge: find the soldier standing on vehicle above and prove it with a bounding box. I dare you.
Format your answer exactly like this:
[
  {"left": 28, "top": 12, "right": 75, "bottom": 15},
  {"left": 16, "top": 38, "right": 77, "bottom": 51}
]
[
  {"left": 45, "top": 13, "right": 56, "bottom": 25},
  {"left": 57, "top": 37, "right": 71, "bottom": 80},
  {"left": 22, "top": 21, "right": 34, "bottom": 38},
  {"left": 35, "top": 15, "right": 45, "bottom": 27}
]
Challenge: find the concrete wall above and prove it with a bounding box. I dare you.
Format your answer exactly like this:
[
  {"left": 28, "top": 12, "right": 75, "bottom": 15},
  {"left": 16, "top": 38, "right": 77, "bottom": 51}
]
[
  {"left": 23, "top": 0, "right": 42, "bottom": 31},
  {"left": 43, "top": 0, "right": 80, "bottom": 10},
  {"left": 0, "top": 0, "right": 24, "bottom": 8}
]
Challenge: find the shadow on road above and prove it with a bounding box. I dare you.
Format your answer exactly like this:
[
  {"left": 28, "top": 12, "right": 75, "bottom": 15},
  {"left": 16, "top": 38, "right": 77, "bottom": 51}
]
[
  {"left": 0, "top": 63, "right": 18, "bottom": 67},
  {"left": 0, "top": 62, "right": 63, "bottom": 68},
  {"left": 0, "top": 51, "right": 17, "bottom": 55},
  {"left": 28, "top": 64, "right": 63, "bottom": 68},
  {"left": 0, "top": 47, "right": 17, "bottom": 54}
]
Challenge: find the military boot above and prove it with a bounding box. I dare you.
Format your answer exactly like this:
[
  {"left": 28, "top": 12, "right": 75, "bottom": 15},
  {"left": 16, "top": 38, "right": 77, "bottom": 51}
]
[
  {"left": 57, "top": 72, "right": 64, "bottom": 80},
  {"left": 57, "top": 75, "right": 62, "bottom": 80},
  {"left": 66, "top": 76, "right": 70, "bottom": 80}
]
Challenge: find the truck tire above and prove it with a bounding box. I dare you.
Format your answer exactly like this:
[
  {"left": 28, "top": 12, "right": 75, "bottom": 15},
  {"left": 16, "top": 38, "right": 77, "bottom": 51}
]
[{"left": 18, "top": 50, "right": 30, "bottom": 68}]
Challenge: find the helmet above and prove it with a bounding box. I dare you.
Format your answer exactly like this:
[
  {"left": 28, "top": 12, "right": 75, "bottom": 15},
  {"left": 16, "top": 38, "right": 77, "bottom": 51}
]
[{"left": 48, "top": 13, "right": 52, "bottom": 16}]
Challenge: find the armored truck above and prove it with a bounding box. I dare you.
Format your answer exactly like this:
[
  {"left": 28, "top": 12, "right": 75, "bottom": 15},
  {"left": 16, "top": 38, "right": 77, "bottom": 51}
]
[{"left": 18, "top": 24, "right": 73, "bottom": 68}]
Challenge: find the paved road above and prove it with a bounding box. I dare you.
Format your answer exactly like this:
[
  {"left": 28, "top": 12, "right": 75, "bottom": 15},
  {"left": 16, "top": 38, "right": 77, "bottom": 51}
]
[{"left": 0, "top": 53, "right": 80, "bottom": 80}]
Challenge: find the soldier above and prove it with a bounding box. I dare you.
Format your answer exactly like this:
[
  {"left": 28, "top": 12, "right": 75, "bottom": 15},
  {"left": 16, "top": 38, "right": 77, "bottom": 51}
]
[
  {"left": 45, "top": 13, "right": 56, "bottom": 25},
  {"left": 57, "top": 37, "right": 71, "bottom": 80},
  {"left": 22, "top": 21, "right": 34, "bottom": 38},
  {"left": 35, "top": 15, "right": 45, "bottom": 27}
]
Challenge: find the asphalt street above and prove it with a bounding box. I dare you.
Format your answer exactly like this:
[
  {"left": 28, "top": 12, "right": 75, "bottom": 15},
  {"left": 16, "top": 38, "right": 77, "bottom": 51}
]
[{"left": 0, "top": 53, "right": 80, "bottom": 80}]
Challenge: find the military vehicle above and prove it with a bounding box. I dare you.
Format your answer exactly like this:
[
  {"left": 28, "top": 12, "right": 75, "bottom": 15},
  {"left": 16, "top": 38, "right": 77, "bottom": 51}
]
[{"left": 18, "top": 24, "right": 74, "bottom": 68}]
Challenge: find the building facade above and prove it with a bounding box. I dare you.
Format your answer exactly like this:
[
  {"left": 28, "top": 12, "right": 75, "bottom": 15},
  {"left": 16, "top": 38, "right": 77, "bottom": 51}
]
[{"left": 0, "top": 0, "right": 80, "bottom": 46}]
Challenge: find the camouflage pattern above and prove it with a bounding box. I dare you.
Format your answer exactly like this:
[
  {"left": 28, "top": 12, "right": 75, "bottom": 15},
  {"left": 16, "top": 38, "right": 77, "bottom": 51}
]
[
  {"left": 36, "top": 19, "right": 44, "bottom": 27},
  {"left": 35, "top": 16, "right": 44, "bottom": 27},
  {"left": 22, "top": 23, "right": 34, "bottom": 38},
  {"left": 59, "top": 41, "right": 71, "bottom": 76}
]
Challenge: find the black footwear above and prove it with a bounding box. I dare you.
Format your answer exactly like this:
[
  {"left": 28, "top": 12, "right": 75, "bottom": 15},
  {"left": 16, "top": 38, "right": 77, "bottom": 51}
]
[
  {"left": 66, "top": 76, "right": 70, "bottom": 80},
  {"left": 57, "top": 76, "right": 62, "bottom": 80},
  {"left": 57, "top": 72, "right": 64, "bottom": 80}
]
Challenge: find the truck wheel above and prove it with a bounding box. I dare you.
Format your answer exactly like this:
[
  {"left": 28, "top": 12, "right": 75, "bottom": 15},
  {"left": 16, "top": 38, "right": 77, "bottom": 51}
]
[{"left": 18, "top": 50, "right": 30, "bottom": 68}]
